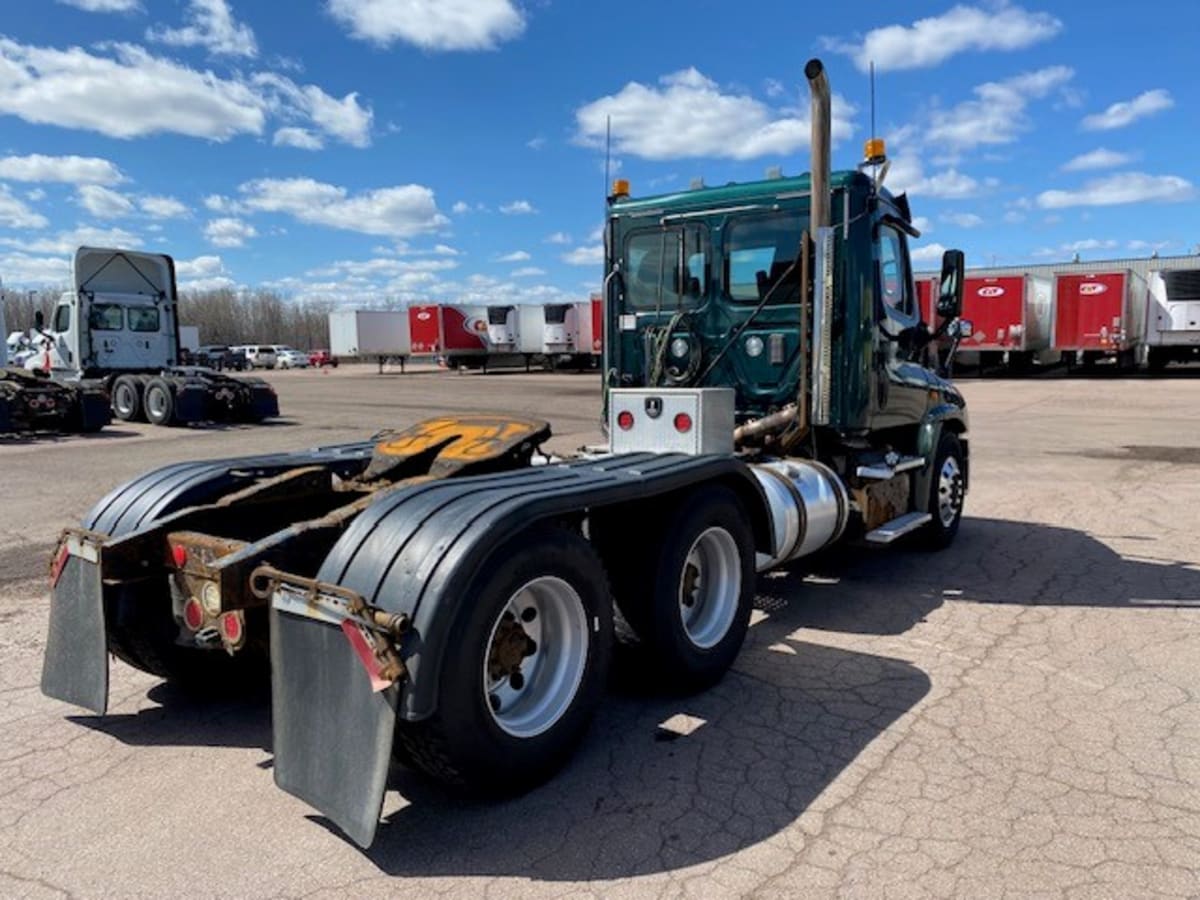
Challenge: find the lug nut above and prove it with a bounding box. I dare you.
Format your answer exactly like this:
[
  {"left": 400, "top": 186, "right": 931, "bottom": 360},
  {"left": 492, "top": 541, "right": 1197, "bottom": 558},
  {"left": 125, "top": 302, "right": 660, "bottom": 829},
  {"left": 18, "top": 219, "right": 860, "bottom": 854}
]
[
  {"left": 510, "top": 672, "right": 525, "bottom": 690},
  {"left": 521, "top": 607, "right": 537, "bottom": 622}
]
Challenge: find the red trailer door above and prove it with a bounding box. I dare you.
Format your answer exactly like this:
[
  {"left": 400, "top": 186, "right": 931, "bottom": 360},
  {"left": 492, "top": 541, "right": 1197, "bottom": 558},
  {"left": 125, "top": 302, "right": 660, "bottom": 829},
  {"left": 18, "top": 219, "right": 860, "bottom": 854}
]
[
  {"left": 590, "top": 295, "right": 603, "bottom": 354},
  {"left": 916, "top": 277, "right": 936, "bottom": 323},
  {"left": 1053, "top": 272, "right": 1127, "bottom": 351},
  {"left": 961, "top": 276, "right": 1025, "bottom": 350},
  {"left": 408, "top": 305, "right": 441, "bottom": 353}
]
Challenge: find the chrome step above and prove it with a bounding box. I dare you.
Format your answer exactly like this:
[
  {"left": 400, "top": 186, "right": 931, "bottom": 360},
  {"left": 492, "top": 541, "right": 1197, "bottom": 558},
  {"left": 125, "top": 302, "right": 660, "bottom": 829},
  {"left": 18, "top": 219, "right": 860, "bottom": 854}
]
[
  {"left": 865, "top": 511, "right": 932, "bottom": 544},
  {"left": 856, "top": 455, "right": 925, "bottom": 480}
]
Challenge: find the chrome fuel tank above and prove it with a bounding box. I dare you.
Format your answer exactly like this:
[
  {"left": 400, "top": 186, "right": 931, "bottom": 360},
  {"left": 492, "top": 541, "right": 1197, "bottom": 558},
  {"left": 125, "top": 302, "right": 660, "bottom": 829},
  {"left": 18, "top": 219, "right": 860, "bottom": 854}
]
[{"left": 750, "top": 459, "right": 849, "bottom": 571}]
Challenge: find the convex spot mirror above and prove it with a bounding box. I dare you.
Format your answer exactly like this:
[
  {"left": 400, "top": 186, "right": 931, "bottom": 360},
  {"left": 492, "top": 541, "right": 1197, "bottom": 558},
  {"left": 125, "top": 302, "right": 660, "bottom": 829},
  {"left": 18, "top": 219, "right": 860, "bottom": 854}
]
[{"left": 936, "top": 249, "right": 965, "bottom": 319}]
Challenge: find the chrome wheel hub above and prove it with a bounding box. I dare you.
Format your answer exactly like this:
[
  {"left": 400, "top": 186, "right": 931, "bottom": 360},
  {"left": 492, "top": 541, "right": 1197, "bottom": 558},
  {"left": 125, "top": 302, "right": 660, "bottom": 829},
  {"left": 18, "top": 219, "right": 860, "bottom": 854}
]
[
  {"left": 937, "top": 456, "right": 964, "bottom": 527},
  {"left": 678, "top": 527, "right": 740, "bottom": 649}
]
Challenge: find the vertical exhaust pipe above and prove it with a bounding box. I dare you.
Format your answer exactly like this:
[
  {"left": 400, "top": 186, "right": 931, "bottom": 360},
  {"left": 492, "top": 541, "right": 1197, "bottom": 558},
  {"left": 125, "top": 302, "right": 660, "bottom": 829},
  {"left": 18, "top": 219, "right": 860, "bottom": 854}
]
[{"left": 805, "top": 58, "right": 831, "bottom": 231}]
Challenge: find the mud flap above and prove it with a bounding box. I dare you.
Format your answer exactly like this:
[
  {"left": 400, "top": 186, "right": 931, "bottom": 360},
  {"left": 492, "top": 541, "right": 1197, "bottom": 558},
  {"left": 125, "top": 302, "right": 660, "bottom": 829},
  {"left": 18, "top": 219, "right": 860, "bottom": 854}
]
[
  {"left": 40, "top": 553, "right": 108, "bottom": 715},
  {"left": 270, "top": 605, "right": 397, "bottom": 849}
]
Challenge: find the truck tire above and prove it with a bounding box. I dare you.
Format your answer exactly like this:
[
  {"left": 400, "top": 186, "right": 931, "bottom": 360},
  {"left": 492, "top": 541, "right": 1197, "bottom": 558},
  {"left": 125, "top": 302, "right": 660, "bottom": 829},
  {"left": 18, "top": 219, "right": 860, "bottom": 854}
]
[
  {"left": 918, "top": 432, "right": 966, "bottom": 550},
  {"left": 609, "top": 485, "right": 756, "bottom": 693},
  {"left": 395, "top": 523, "right": 612, "bottom": 794},
  {"left": 143, "top": 377, "right": 175, "bottom": 426},
  {"left": 111, "top": 375, "right": 142, "bottom": 422}
]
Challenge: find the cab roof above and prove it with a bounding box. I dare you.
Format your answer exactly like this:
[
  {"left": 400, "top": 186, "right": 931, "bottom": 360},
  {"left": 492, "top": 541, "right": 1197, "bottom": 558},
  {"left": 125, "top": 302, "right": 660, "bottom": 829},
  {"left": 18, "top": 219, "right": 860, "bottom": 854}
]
[{"left": 610, "top": 169, "right": 884, "bottom": 217}]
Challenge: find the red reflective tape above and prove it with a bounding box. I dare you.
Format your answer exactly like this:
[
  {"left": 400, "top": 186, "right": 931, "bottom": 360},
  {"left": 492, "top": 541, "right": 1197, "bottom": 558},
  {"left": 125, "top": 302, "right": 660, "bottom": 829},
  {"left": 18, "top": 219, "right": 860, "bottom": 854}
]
[
  {"left": 49, "top": 544, "right": 70, "bottom": 588},
  {"left": 340, "top": 619, "right": 391, "bottom": 692}
]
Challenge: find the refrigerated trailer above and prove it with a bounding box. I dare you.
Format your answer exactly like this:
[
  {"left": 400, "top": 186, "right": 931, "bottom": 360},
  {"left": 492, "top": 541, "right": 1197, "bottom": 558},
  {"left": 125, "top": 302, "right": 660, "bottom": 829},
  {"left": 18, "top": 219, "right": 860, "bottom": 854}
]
[
  {"left": 1144, "top": 269, "right": 1200, "bottom": 370},
  {"left": 482, "top": 304, "right": 545, "bottom": 371},
  {"left": 441, "top": 304, "right": 490, "bottom": 370},
  {"left": 957, "top": 273, "right": 1056, "bottom": 370},
  {"left": 328, "top": 310, "right": 411, "bottom": 372},
  {"left": 1052, "top": 270, "right": 1146, "bottom": 369},
  {"left": 408, "top": 305, "right": 441, "bottom": 355}
]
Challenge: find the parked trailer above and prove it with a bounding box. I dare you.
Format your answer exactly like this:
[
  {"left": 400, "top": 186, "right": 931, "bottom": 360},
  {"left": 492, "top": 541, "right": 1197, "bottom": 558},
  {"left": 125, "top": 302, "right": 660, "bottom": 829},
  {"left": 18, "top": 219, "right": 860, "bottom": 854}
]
[
  {"left": 408, "top": 305, "right": 441, "bottom": 355},
  {"left": 41, "top": 59, "right": 972, "bottom": 849},
  {"left": 329, "top": 309, "right": 411, "bottom": 372},
  {"left": 441, "top": 304, "right": 489, "bottom": 370},
  {"left": 36, "top": 248, "right": 277, "bottom": 426},
  {"left": 481, "top": 304, "right": 545, "bottom": 371},
  {"left": 564, "top": 297, "right": 602, "bottom": 368},
  {"left": 957, "top": 273, "right": 1056, "bottom": 371},
  {"left": 1052, "top": 270, "right": 1146, "bottom": 369},
  {"left": 1144, "top": 269, "right": 1200, "bottom": 370}
]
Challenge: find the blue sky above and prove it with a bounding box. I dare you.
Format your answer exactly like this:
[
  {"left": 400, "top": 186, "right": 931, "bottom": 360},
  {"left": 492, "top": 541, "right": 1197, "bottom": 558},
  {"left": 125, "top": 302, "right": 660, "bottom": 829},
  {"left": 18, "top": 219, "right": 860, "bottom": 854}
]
[{"left": 0, "top": 0, "right": 1194, "bottom": 301}]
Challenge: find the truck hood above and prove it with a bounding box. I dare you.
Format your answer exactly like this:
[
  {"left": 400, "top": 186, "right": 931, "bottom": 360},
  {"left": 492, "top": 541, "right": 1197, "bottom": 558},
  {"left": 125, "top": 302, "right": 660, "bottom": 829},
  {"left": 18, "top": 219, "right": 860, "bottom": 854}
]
[{"left": 74, "top": 247, "right": 176, "bottom": 300}]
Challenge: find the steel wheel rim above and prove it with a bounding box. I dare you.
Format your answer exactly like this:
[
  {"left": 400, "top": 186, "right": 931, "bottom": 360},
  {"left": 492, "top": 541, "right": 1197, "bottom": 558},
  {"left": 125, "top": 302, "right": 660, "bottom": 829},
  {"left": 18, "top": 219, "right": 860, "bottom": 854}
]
[
  {"left": 115, "top": 383, "right": 134, "bottom": 416},
  {"left": 937, "top": 456, "right": 964, "bottom": 527},
  {"left": 678, "top": 526, "right": 740, "bottom": 649},
  {"left": 483, "top": 576, "right": 588, "bottom": 739},
  {"left": 147, "top": 388, "right": 166, "bottom": 417}
]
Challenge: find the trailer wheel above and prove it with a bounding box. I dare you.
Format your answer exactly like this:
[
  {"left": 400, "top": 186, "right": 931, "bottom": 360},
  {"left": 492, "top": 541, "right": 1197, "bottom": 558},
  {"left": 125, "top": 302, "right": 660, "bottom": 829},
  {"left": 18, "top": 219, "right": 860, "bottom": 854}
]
[
  {"left": 111, "top": 375, "right": 142, "bottom": 421},
  {"left": 395, "top": 523, "right": 612, "bottom": 793},
  {"left": 918, "top": 432, "right": 966, "bottom": 550},
  {"left": 143, "top": 378, "right": 175, "bottom": 426},
  {"left": 613, "top": 486, "right": 755, "bottom": 692}
]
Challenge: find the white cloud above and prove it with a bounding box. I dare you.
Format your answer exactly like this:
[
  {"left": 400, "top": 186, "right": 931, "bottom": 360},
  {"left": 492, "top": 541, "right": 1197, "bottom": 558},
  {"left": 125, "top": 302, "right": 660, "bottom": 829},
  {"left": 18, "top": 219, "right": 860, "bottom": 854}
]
[
  {"left": 273, "top": 127, "right": 323, "bottom": 150},
  {"left": 926, "top": 66, "right": 1073, "bottom": 153},
  {"left": 451, "top": 201, "right": 471, "bottom": 214},
  {"left": 886, "top": 156, "right": 982, "bottom": 199},
  {"left": 575, "top": 68, "right": 855, "bottom": 161},
  {"left": 176, "top": 254, "right": 236, "bottom": 291},
  {"left": 0, "top": 187, "right": 48, "bottom": 229},
  {"left": 496, "top": 250, "right": 530, "bottom": 262},
  {"left": 0, "top": 252, "right": 70, "bottom": 285},
  {"left": 942, "top": 212, "right": 983, "bottom": 228},
  {"left": 544, "top": 231, "right": 571, "bottom": 245},
  {"left": 1033, "top": 238, "right": 1119, "bottom": 258},
  {"left": 0, "top": 154, "right": 125, "bottom": 185},
  {"left": 78, "top": 184, "right": 135, "bottom": 218},
  {"left": 1037, "top": 172, "right": 1194, "bottom": 208},
  {"left": 1082, "top": 89, "right": 1173, "bottom": 131},
  {"left": 763, "top": 78, "right": 785, "bottom": 99},
  {"left": 910, "top": 216, "right": 932, "bottom": 234},
  {"left": 56, "top": 0, "right": 140, "bottom": 11},
  {"left": 147, "top": 0, "right": 257, "bottom": 58},
  {"left": 327, "top": 0, "right": 525, "bottom": 51},
  {"left": 1062, "top": 148, "right": 1134, "bottom": 172},
  {"left": 910, "top": 242, "right": 948, "bottom": 264},
  {"left": 526, "top": 136, "right": 546, "bottom": 150},
  {"left": 237, "top": 177, "right": 449, "bottom": 237},
  {"left": 204, "top": 217, "right": 257, "bottom": 247},
  {"left": 563, "top": 245, "right": 603, "bottom": 266},
  {"left": 26, "top": 188, "right": 46, "bottom": 202},
  {"left": 0, "top": 226, "right": 141, "bottom": 256},
  {"left": 0, "top": 38, "right": 370, "bottom": 147},
  {"left": 1002, "top": 210, "right": 1025, "bottom": 225},
  {"left": 140, "top": 195, "right": 189, "bottom": 219},
  {"left": 500, "top": 200, "right": 536, "bottom": 215},
  {"left": 511, "top": 267, "right": 545, "bottom": 277},
  {"left": 825, "top": 4, "right": 1062, "bottom": 72},
  {"left": 1128, "top": 239, "right": 1174, "bottom": 253}
]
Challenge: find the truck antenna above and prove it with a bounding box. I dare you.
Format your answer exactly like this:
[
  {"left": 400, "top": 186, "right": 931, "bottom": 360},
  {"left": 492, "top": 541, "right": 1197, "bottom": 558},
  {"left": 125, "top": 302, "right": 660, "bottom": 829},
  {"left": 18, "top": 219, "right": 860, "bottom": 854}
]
[
  {"left": 604, "top": 115, "right": 612, "bottom": 202},
  {"left": 861, "top": 62, "right": 889, "bottom": 189}
]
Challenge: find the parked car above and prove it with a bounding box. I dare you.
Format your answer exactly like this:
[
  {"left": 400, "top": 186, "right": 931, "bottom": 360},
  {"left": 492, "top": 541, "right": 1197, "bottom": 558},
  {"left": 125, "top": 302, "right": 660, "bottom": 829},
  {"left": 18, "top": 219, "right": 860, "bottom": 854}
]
[
  {"left": 239, "top": 345, "right": 277, "bottom": 369},
  {"left": 196, "top": 345, "right": 247, "bottom": 371},
  {"left": 276, "top": 349, "right": 310, "bottom": 369},
  {"left": 308, "top": 349, "right": 338, "bottom": 368}
]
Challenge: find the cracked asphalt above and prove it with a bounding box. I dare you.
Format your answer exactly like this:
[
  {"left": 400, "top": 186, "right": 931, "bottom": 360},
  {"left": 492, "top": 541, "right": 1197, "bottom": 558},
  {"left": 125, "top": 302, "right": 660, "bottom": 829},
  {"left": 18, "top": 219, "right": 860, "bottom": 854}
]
[{"left": 1, "top": 366, "right": 1198, "bottom": 898}]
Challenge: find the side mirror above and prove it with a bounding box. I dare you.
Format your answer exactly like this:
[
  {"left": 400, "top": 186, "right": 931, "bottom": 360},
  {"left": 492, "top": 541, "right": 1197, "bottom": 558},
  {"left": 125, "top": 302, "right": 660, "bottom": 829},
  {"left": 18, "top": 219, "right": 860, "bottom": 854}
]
[
  {"left": 936, "top": 249, "right": 965, "bottom": 319},
  {"left": 34, "top": 310, "right": 44, "bottom": 330}
]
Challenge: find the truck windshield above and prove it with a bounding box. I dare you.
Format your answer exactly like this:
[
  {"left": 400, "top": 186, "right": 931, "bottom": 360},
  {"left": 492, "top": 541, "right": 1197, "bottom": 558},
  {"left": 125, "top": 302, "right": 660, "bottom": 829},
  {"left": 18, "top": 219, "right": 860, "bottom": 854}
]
[
  {"left": 725, "top": 212, "right": 804, "bottom": 304},
  {"left": 127, "top": 307, "right": 160, "bottom": 332},
  {"left": 623, "top": 224, "right": 708, "bottom": 311}
]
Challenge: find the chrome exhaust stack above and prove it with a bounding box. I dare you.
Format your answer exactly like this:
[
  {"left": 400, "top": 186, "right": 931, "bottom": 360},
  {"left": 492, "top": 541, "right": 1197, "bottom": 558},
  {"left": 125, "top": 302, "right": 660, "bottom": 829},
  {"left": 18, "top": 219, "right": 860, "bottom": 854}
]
[
  {"left": 805, "top": 58, "right": 831, "bottom": 231},
  {"left": 806, "top": 58, "right": 835, "bottom": 426}
]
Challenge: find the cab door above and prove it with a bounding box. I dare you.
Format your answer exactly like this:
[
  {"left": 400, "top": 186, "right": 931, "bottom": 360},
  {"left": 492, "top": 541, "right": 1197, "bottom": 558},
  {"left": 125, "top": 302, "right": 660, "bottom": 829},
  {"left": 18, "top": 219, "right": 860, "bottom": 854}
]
[{"left": 873, "top": 223, "right": 930, "bottom": 427}]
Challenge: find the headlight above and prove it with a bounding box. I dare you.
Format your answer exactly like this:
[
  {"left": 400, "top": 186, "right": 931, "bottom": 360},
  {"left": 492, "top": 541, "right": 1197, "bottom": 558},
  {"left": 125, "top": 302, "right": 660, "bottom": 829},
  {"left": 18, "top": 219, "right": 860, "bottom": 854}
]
[
  {"left": 670, "top": 337, "right": 689, "bottom": 358},
  {"left": 744, "top": 335, "right": 764, "bottom": 358}
]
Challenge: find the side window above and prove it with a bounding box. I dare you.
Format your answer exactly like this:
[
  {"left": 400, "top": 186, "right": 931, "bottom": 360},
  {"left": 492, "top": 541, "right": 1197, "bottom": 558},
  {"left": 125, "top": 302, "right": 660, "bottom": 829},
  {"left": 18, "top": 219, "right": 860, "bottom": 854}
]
[
  {"left": 53, "top": 304, "right": 71, "bottom": 332},
  {"left": 725, "top": 212, "right": 804, "bottom": 303},
  {"left": 876, "top": 226, "right": 914, "bottom": 317},
  {"left": 624, "top": 225, "right": 707, "bottom": 310},
  {"left": 127, "top": 307, "right": 160, "bottom": 332},
  {"left": 88, "top": 304, "right": 124, "bottom": 331}
]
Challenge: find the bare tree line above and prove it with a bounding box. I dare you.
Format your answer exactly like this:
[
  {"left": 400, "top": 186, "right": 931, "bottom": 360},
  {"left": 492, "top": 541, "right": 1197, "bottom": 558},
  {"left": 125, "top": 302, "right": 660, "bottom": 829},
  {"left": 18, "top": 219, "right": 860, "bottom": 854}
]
[{"left": 3, "top": 288, "right": 334, "bottom": 350}]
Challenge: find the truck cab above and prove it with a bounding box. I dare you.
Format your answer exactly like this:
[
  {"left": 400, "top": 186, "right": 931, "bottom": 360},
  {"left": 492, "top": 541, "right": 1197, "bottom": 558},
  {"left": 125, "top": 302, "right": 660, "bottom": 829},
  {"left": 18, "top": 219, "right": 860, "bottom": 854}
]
[
  {"left": 604, "top": 171, "right": 967, "bottom": 456},
  {"left": 40, "top": 248, "right": 181, "bottom": 378}
]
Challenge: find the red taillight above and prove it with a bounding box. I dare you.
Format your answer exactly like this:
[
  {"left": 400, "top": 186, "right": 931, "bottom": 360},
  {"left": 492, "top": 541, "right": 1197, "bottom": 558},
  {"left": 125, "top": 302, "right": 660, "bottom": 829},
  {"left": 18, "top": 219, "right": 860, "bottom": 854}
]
[
  {"left": 171, "top": 544, "right": 188, "bottom": 568},
  {"left": 673, "top": 412, "right": 693, "bottom": 433},
  {"left": 183, "top": 598, "right": 204, "bottom": 631},
  {"left": 219, "top": 611, "right": 243, "bottom": 645},
  {"left": 616, "top": 410, "right": 635, "bottom": 431},
  {"left": 50, "top": 544, "right": 70, "bottom": 588}
]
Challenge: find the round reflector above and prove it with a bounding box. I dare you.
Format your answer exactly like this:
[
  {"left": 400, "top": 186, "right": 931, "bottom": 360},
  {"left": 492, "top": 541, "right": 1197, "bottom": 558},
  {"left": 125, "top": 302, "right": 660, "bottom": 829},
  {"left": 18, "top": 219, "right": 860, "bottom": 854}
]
[
  {"left": 616, "top": 410, "right": 635, "bottom": 431},
  {"left": 183, "top": 598, "right": 204, "bottom": 631},
  {"left": 674, "top": 412, "right": 693, "bottom": 433},
  {"left": 220, "top": 612, "right": 243, "bottom": 644},
  {"left": 171, "top": 544, "right": 188, "bottom": 568}
]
